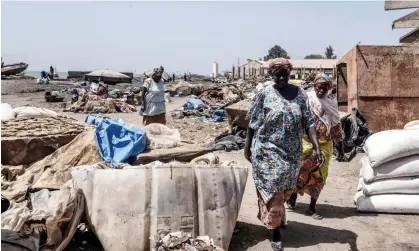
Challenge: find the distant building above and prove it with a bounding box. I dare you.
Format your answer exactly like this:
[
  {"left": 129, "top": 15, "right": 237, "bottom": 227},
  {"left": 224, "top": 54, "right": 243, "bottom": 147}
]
[{"left": 232, "top": 59, "right": 338, "bottom": 80}]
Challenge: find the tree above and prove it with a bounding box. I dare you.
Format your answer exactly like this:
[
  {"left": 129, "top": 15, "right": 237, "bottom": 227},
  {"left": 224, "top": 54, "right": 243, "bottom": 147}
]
[
  {"left": 304, "top": 54, "right": 325, "bottom": 59},
  {"left": 263, "top": 45, "right": 290, "bottom": 61},
  {"left": 325, "top": 45, "right": 337, "bottom": 59}
]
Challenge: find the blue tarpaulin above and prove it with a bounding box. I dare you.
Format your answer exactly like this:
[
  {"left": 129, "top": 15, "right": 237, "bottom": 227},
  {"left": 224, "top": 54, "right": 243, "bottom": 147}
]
[{"left": 85, "top": 115, "right": 146, "bottom": 167}]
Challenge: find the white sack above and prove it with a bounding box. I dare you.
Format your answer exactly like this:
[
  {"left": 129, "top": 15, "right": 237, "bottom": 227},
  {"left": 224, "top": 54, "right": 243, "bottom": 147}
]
[
  {"left": 1, "top": 103, "right": 16, "bottom": 121},
  {"left": 144, "top": 123, "right": 181, "bottom": 149},
  {"left": 14, "top": 106, "right": 58, "bottom": 118},
  {"left": 357, "top": 177, "right": 363, "bottom": 191},
  {"left": 361, "top": 176, "right": 419, "bottom": 195},
  {"left": 354, "top": 191, "right": 419, "bottom": 214},
  {"left": 404, "top": 120, "right": 419, "bottom": 129},
  {"left": 363, "top": 129, "right": 419, "bottom": 168},
  {"left": 361, "top": 155, "right": 419, "bottom": 182}
]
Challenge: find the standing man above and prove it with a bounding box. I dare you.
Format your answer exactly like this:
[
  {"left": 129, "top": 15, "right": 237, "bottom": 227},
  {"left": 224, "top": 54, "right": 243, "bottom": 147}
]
[
  {"left": 184, "top": 72, "right": 187, "bottom": 81},
  {"left": 188, "top": 72, "right": 191, "bottom": 81},
  {"left": 172, "top": 73, "right": 176, "bottom": 82},
  {"left": 50, "top": 66, "right": 55, "bottom": 80}
]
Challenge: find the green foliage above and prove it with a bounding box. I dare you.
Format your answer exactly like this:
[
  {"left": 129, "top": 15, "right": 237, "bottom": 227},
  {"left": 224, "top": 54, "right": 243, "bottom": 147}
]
[
  {"left": 263, "top": 45, "right": 290, "bottom": 61},
  {"left": 325, "top": 45, "right": 337, "bottom": 59},
  {"left": 304, "top": 54, "right": 325, "bottom": 59}
]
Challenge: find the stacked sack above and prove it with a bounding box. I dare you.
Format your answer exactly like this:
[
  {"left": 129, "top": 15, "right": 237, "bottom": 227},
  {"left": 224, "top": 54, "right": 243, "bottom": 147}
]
[{"left": 354, "top": 120, "right": 419, "bottom": 214}]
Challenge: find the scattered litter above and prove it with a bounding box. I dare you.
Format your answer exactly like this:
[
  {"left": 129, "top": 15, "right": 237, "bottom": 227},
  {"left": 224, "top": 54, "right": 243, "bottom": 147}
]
[
  {"left": 153, "top": 232, "right": 224, "bottom": 251},
  {"left": 45, "top": 91, "right": 64, "bottom": 102},
  {"left": 199, "top": 84, "right": 245, "bottom": 109}
]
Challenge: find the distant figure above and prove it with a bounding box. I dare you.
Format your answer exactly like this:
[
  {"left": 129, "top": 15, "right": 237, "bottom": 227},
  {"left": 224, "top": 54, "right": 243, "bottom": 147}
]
[
  {"left": 188, "top": 72, "right": 191, "bottom": 81},
  {"left": 184, "top": 73, "right": 187, "bottom": 81},
  {"left": 49, "top": 66, "right": 54, "bottom": 80},
  {"left": 141, "top": 67, "right": 166, "bottom": 125},
  {"left": 1, "top": 57, "right": 3, "bottom": 68},
  {"left": 172, "top": 73, "right": 175, "bottom": 82}
]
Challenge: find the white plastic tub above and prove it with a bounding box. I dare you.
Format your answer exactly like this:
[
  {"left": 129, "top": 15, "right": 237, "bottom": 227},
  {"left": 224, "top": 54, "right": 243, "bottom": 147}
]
[{"left": 71, "top": 162, "right": 249, "bottom": 251}]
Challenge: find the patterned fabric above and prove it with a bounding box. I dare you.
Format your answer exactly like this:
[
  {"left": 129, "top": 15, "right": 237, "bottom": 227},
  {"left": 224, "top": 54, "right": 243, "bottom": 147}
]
[
  {"left": 296, "top": 114, "right": 342, "bottom": 199},
  {"left": 306, "top": 89, "right": 341, "bottom": 135},
  {"left": 267, "top": 58, "right": 293, "bottom": 75},
  {"left": 257, "top": 190, "right": 294, "bottom": 229},
  {"left": 142, "top": 78, "right": 166, "bottom": 116},
  {"left": 247, "top": 83, "right": 314, "bottom": 201}
]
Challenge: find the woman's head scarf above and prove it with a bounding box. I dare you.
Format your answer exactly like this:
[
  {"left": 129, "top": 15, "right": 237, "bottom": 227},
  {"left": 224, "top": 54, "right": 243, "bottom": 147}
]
[
  {"left": 152, "top": 66, "right": 164, "bottom": 77},
  {"left": 267, "top": 58, "right": 293, "bottom": 75},
  {"left": 314, "top": 72, "right": 331, "bottom": 89}
]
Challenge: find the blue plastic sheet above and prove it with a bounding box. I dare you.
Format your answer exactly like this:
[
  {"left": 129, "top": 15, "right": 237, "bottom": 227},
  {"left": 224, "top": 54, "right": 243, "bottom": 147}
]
[{"left": 85, "top": 115, "right": 146, "bottom": 167}]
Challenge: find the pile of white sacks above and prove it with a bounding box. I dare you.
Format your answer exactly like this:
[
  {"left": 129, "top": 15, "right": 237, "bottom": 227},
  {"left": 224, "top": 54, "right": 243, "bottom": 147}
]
[{"left": 354, "top": 120, "right": 419, "bottom": 214}]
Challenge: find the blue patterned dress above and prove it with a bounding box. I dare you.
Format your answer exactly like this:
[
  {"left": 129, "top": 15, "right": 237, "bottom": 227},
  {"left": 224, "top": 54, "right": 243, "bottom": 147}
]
[{"left": 247, "top": 83, "right": 314, "bottom": 203}]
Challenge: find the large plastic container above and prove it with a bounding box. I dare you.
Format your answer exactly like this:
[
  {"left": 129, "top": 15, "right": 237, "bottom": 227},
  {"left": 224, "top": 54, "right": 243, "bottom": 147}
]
[{"left": 71, "top": 162, "right": 249, "bottom": 251}]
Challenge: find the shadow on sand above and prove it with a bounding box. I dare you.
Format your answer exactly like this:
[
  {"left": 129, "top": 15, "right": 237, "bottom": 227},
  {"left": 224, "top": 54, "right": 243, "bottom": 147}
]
[
  {"left": 291, "top": 201, "right": 378, "bottom": 219},
  {"left": 229, "top": 220, "right": 359, "bottom": 251}
]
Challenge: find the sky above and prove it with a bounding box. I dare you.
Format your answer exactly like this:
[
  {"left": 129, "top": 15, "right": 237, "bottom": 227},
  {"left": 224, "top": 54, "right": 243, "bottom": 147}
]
[{"left": 1, "top": 1, "right": 413, "bottom": 74}]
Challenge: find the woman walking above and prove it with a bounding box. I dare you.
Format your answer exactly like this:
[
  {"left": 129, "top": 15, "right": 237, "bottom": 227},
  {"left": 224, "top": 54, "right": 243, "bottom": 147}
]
[
  {"left": 287, "top": 73, "right": 342, "bottom": 220},
  {"left": 244, "top": 58, "right": 322, "bottom": 251},
  {"left": 141, "top": 66, "right": 166, "bottom": 125}
]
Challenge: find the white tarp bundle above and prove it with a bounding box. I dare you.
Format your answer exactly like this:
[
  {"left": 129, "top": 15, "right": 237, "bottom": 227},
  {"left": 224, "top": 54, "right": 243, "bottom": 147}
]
[
  {"left": 13, "top": 107, "right": 58, "bottom": 118},
  {"left": 1, "top": 103, "right": 15, "bottom": 121},
  {"left": 144, "top": 123, "right": 181, "bottom": 149},
  {"left": 355, "top": 126, "right": 419, "bottom": 214}
]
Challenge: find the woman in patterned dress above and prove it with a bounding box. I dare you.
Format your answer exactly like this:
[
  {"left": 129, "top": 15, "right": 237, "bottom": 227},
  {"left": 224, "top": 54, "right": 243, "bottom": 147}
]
[
  {"left": 287, "top": 73, "right": 343, "bottom": 220},
  {"left": 244, "top": 58, "right": 323, "bottom": 251}
]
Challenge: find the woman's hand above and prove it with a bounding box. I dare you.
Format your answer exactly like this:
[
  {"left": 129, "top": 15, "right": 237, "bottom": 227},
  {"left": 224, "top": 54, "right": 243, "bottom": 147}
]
[
  {"left": 244, "top": 127, "right": 255, "bottom": 162},
  {"left": 244, "top": 145, "right": 251, "bottom": 162},
  {"left": 311, "top": 147, "right": 324, "bottom": 165}
]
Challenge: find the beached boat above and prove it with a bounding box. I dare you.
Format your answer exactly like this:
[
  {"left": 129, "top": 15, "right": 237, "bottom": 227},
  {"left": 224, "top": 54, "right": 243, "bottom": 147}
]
[{"left": 1, "top": 62, "right": 29, "bottom": 76}]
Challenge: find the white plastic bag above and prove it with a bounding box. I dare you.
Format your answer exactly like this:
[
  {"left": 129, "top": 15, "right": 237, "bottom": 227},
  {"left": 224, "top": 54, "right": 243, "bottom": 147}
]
[
  {"left": 363, "top": 129, "right": 419, "bottom": 168},
  {"left": 361, "top": 176, "right": 419, "bottom": 195},
  {"left": 144, "top": 123, "right": 181, "bottom": 149},
  {"left": 1, "top": 103, "right": 16, "bottom": 121},
  {"left": 14, "top": 107, "right": 58, "bottom": 118},
  {"left": 354, "top": 191, "right": 419, "bottom": 214},
  {"left": 361, "top": 155, "right": 419, "bottom": 182}
]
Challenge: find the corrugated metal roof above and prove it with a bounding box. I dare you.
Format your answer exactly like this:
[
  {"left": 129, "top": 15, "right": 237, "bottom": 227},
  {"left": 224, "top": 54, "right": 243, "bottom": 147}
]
[
  {"left": 289, "top": 59, "right": 338, "bottom": 69},
  {"left": 259, "top": 59, "right": 338, "bottom": 69}
]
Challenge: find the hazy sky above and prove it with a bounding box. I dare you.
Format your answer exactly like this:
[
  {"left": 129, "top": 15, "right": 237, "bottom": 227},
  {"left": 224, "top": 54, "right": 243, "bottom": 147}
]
[{"left": 1, "top": 1, "right": 413, "bottom": 74}]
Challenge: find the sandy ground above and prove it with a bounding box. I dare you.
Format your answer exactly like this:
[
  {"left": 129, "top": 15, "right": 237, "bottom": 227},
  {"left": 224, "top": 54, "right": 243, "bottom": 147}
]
[{"left": 1, "top": 79, "right": 419, "bottom": 251}]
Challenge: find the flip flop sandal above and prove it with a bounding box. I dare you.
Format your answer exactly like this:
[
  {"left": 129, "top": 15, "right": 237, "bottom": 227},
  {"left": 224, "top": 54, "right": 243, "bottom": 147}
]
[
  {"left": 271, "top": 241, "right": 284, "bottom": 251},
  {"left": 305, "top": 211, "right": 323, "bottom": 220}
]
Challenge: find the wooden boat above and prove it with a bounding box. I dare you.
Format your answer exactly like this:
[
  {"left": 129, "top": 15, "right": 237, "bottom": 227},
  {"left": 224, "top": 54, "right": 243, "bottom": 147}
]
[{"left": 1, "top": 62, "right": 29, "bottom": 76}]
